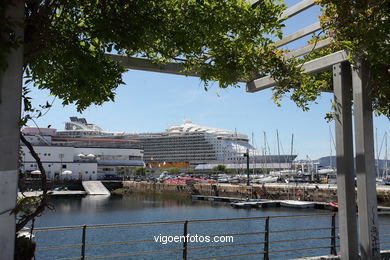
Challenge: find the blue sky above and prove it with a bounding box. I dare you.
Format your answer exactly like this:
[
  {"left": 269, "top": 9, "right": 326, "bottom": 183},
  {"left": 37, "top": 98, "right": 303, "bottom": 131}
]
[{"left": 26, "top": 1, "right": 389, "bottom": 160}]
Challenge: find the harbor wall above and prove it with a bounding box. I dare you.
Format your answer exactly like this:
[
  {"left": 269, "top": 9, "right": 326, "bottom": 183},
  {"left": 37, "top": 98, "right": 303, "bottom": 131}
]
[
  {"left": 20, "top": 180, "right": 122, "bottom": 191},
  {"left": 123, "top": 181, "right": 390, "bottom": 203}
]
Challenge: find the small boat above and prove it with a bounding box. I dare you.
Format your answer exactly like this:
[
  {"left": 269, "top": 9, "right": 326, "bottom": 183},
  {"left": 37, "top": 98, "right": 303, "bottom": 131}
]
[
  {"left": 383, "top": 178, "right": 390, "bottom": 185},
  {"left": 280, "top": 200, "right": 315, "bottom": 209},
  {"left": 253, "top": 176, "right": 278, "bottom": 184},
  {"left": 231, "top": 201, "right": 259, "bottom": 209},
  {"left": 376, "top": 178, "right": 385, "bottom": 184},
  {"left": 329, "top": 201, "right": 339, "bottom": 211}
]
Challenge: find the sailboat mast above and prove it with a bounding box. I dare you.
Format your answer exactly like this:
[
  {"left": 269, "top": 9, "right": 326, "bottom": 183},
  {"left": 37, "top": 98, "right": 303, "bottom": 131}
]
[
  {"left": 376, "top": 128, "right": 379, "bottom": 177},
  {"left": 329, "top": 126, "right": 332, "bottom": 169},
  {"left": 252, "top": 132, "right": 255, "bottom": 175},
  {"left": 384, "top": 131, "right": 387, "bottom": 178},
  {"left": 263, "top": 131, "right": 267, "bottom": 173},
  {"left": 277, "top": 130, "right": 281, "bottom": 170},
  {"left": 290, "top": 133, "right": 294, "bottom": 169}
]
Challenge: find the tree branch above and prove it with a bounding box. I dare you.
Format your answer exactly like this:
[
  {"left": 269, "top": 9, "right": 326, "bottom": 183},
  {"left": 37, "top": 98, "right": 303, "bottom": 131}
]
[{"left": 16, "top": 133, "right": 49, "bottom": 232}]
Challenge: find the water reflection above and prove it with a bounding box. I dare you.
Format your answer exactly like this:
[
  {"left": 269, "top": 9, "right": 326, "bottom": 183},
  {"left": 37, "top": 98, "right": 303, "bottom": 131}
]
[
  {"left": 33, "top": 194, "right": 390, "bottom": 260},
  {"left": 38, "top": 193, "right": 329, "bottom": 227}
]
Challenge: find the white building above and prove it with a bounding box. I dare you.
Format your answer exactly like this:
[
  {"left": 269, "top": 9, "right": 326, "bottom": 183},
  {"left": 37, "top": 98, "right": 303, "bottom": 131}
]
[{"left": 21, "top": 127, "right": 144, "bottom": 180}]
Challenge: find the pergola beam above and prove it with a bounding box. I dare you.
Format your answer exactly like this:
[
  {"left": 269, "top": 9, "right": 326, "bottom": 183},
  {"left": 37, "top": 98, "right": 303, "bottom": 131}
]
[
  {"left": 252, "top": 0, "right": 315, "bottom": 19},
  {"left": 284, "top": 38, "right": 333, "bottom": 59},
  {"left": 246, "top": 50, "right": 348, "bottom": 92},
  {"left": 106, "top": 54, "right": 199, "bottom": 77},
  {"left": 274, "top": 22, "right": 321, "bottom": 48},
  {"left": 280, "top": 0, "right": 315, "bottom": 19}
]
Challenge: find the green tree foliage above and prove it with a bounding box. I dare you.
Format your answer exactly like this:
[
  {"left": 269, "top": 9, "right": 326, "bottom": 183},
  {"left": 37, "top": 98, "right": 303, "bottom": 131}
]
[
  {"left": 212, "top": 165, "right": 227, "bottom": 173},
  {"left": 168, "top": 167, "right": 180, "bottom": 175},
  {"left": 133, "top": 167, "right": 144, "bottom": 176},
  {"left": 272, "top": 0, "right": 389, "bottom": 119},
  {"left": 1, "top": 0, "right": 297, "bottom": 112},
  {"left": 1, "top": 1, "right": 388, "bottom": 117},
  {"left": 316, "top": 0, "right": 390, "bottom": 118}
]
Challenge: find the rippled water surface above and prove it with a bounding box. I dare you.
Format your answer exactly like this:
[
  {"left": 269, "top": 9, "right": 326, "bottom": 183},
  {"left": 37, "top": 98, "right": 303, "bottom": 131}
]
[{"left": 33, "top": 194, "right": 390, "bottom": 259}]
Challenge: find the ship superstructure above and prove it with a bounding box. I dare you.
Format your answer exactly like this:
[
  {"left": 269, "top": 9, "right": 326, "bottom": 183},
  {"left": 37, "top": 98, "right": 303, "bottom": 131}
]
[
  {"left": 126, "top": 120, "right": 296, "bottom": 168},
  {"left": 56, "top": 118, "right": 295, "bottom": 168}
]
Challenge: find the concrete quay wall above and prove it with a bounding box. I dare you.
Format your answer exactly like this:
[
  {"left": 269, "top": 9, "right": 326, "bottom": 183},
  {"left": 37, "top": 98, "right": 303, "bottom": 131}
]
[{"left": 123, "top": 181, "right": 390, "bottom": 203}]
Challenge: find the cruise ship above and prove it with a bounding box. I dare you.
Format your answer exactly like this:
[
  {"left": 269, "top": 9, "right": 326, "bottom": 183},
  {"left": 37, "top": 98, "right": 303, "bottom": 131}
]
[
  {"left": 21, "top": 118, "right": 144, "bottom": 180},
  {"left": 55, "top": 118, "right": 296, "bottom": 169}
]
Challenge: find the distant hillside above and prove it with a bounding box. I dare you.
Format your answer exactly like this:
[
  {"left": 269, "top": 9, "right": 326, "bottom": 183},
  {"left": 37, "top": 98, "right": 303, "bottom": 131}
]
[
  {"left": 318, "top": 156, "right": 390, "bottom": 170},
  {"left": 317, "top": 156, "right": 337, "bottom": 168}
]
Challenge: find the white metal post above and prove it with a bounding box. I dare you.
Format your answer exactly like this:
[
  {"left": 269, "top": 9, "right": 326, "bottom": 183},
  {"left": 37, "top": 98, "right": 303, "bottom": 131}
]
[
  {"left": 333, "top": 62, "right": 359, "bottom": 259},
  {"left": 352, "top": 60, "right": 380, "bottom": 259},
  {"left": 0, "top": 1, "right": 24, "bottom": 259}
]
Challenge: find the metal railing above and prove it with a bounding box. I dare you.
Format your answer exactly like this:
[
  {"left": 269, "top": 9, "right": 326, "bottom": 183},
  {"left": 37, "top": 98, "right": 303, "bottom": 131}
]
[{"left": 31, "top": 213, "right": 348, "bottom": 260}]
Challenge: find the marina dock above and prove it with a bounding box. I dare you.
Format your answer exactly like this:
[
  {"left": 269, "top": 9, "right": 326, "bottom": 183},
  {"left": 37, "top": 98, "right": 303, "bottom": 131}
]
[
  {"left": 18, "top": 190, "right": 86, "bottom": 198},
  {"left": 192, "top": 195, "right": 390, "bottom": 211}
]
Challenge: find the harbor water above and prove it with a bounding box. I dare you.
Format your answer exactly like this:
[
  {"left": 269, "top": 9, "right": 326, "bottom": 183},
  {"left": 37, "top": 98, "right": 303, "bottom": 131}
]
[{"left": 33, "top": 194, "right": 390, "bottom": 259}]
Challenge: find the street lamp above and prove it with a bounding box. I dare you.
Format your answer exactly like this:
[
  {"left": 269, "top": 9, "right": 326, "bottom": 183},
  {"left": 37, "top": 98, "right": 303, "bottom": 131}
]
[{"left": 243, "top": 149, "right": 250, "bottom": 186}]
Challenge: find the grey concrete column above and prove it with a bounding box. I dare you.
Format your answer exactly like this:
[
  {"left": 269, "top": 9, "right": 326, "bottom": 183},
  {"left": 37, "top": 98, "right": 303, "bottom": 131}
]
[
  {"left": 333, "top": 62, "right": 359, "bottom": 259},
  {"left": 0, "top": 1, "right": 24, "bottom": 259},
  {"left": 352, "top": 60, "right": 380, "bottom": 259}
]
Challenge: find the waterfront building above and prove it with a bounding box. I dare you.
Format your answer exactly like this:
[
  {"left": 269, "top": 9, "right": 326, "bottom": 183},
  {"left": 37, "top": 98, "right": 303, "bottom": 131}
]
[{"left": 21, "top": 126, "right": 144, "bottom": 180}]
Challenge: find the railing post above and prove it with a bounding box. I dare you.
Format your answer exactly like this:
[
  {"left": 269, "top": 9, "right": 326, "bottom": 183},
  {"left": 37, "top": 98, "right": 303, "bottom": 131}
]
[
  {"left": 331, "top": 213, "right": 337, "bottom": 255},
  {"left": 182, "top": 220, "right": 188, "bottom": 260},
  {"left": 81, "top": 225, "right": 87, "bottom": 260},
  {"left": 264, "top": 217, "right": 270, "bottom": 260}
]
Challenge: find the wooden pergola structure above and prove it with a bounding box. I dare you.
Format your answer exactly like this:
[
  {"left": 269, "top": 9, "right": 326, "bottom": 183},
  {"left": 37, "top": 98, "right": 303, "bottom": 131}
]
[
  {"left": 0, "top": 1, "right": 380, "bottom": 259},
  {"left": 247, "top": 1, "right": 379, "bottom": 259}
]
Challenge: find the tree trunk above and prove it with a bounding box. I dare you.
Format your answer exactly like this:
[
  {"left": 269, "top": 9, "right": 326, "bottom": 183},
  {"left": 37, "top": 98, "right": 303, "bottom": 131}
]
[{"left": 0, "top": 1, "right": 24, "bottom": 259}]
